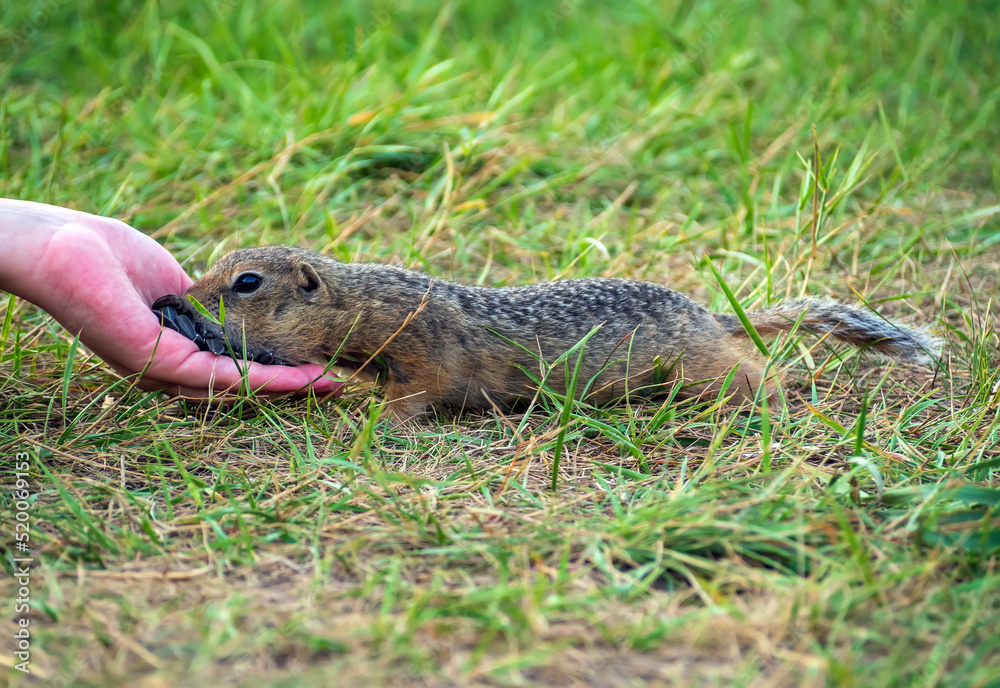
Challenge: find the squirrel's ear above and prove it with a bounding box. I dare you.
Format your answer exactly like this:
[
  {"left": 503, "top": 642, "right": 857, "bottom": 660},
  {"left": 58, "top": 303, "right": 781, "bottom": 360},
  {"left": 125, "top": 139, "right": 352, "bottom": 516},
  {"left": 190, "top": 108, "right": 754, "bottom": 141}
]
[{"left": 294, "top": 261, "right": 322, "bottom": 293}]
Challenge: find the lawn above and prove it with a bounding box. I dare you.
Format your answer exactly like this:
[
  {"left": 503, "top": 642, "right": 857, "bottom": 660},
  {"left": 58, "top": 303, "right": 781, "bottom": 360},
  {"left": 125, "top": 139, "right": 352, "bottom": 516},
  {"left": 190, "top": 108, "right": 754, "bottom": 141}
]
[{"left": 1, "top": 0, "right": 999, "bottom": 686}]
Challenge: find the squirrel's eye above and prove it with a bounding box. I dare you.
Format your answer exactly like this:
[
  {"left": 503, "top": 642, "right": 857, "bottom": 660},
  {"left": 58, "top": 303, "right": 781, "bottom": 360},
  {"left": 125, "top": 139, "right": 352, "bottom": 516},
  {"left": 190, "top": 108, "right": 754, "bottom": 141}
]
[{"left": 232, "top": 273, "right": 263, "bottom": 294}]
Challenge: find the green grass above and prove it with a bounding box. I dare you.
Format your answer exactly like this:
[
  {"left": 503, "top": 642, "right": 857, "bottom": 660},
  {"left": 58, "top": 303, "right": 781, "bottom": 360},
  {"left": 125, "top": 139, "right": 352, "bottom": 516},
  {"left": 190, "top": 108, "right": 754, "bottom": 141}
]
[{"left": 2, "top": 0, "right": 1000, "bottom": 685}]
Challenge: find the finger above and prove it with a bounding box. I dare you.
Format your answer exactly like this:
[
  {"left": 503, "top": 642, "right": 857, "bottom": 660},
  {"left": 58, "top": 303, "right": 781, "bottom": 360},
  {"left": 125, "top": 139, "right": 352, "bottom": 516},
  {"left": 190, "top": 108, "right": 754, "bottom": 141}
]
[
  {"left": 148, "top": 348, "right": 345, "bottom": 394},
  {"left": 130, "top": 376, "right": 344, "bottom": 401},
  {"left": 97, "top": 306, "right": 343, "bottom": 394},
  {"left": 103, "top": 334, "right": 345, "bottom": 396}
]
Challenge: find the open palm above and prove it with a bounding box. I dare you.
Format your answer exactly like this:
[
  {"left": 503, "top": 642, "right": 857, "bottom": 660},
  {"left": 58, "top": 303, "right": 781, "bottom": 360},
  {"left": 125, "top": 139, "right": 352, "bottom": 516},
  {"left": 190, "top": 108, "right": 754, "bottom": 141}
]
[{"left": 0, "top": 199, "right": 341, "bottom": 398}]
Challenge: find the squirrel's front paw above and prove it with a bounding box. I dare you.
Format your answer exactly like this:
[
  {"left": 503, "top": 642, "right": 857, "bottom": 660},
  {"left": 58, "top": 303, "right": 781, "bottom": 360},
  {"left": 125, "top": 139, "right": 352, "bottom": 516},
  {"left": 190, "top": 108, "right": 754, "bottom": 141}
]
[{"left": 385, "top": 397, "right": 432, "bottom": 426}]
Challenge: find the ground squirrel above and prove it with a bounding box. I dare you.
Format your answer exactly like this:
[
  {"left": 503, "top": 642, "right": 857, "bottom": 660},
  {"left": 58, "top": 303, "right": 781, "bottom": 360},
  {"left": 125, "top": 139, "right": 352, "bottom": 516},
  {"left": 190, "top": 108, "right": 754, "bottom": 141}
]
[{"left": 153, "top": 246, "right": 940, "bottom": 423}]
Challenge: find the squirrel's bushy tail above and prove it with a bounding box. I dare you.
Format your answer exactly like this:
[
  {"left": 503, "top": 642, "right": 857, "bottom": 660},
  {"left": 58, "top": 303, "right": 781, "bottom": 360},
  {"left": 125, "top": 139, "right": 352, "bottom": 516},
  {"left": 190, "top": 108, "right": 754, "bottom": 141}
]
[{"left": 716, "top": 297, "right": 940, "bottom": 365}]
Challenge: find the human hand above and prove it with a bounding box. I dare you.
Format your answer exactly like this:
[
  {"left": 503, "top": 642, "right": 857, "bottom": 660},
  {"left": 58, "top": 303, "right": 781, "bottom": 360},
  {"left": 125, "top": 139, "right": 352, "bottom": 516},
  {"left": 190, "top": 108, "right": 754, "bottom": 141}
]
[{"left": 0, "top": 199, "right": 343, "bottom": 398}]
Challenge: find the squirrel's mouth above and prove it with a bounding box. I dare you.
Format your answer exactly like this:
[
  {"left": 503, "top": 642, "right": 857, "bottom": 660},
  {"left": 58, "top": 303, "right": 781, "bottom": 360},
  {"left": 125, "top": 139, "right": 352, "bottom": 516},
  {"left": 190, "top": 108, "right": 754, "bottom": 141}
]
[
  {"left": 152, "top": 294, "right": 386, "bottom": 381},
  {"left": 151, "top": 294, "right": 293, "bottom": 366}
]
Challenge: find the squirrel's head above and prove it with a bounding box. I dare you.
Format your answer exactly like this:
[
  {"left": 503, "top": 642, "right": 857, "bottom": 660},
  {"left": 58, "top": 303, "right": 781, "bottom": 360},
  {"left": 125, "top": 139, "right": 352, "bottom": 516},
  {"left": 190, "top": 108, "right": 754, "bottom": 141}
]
[{"left": 184, "top": 246, "right": 338, "bottom": 366}]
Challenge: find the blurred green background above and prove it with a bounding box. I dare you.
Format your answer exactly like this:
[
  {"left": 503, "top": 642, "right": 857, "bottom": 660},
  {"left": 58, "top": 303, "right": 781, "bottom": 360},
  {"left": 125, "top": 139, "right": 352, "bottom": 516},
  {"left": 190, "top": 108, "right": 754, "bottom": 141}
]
[{"left": 2, "top": 0, "right": 997, "bottom": 261}]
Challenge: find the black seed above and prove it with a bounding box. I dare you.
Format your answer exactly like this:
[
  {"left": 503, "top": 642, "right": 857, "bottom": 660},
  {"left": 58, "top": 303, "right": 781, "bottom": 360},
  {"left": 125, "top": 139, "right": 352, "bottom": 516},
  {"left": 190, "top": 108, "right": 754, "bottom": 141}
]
[
  {"left": 152, "top": 294, "right": 183, "bottom": 310},
  {"left": 175, "top": 314, "right": 197, "bottom": 340},
  {"left": 154, "top": 312, "right": 174, "bottom": 330},
  {"left": 206, "top": 338, "right": 227, "bottom": 355},
  {"left": 154, "top": 310, "right": 180, "bottom": 332}
]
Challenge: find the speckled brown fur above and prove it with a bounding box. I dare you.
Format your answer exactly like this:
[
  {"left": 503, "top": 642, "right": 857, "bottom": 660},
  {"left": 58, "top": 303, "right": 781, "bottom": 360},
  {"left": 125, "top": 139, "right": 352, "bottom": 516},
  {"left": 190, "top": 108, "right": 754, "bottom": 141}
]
[{"left": 182, "top": 246, "right": 940, "bottom": 423}]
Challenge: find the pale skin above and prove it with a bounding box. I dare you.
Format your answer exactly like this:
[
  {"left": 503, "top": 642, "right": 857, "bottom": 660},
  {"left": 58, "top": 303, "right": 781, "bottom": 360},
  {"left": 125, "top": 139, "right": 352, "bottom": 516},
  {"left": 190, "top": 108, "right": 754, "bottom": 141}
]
[{"left": 0, "top": 199, "right": 342, "bottom": 398}]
